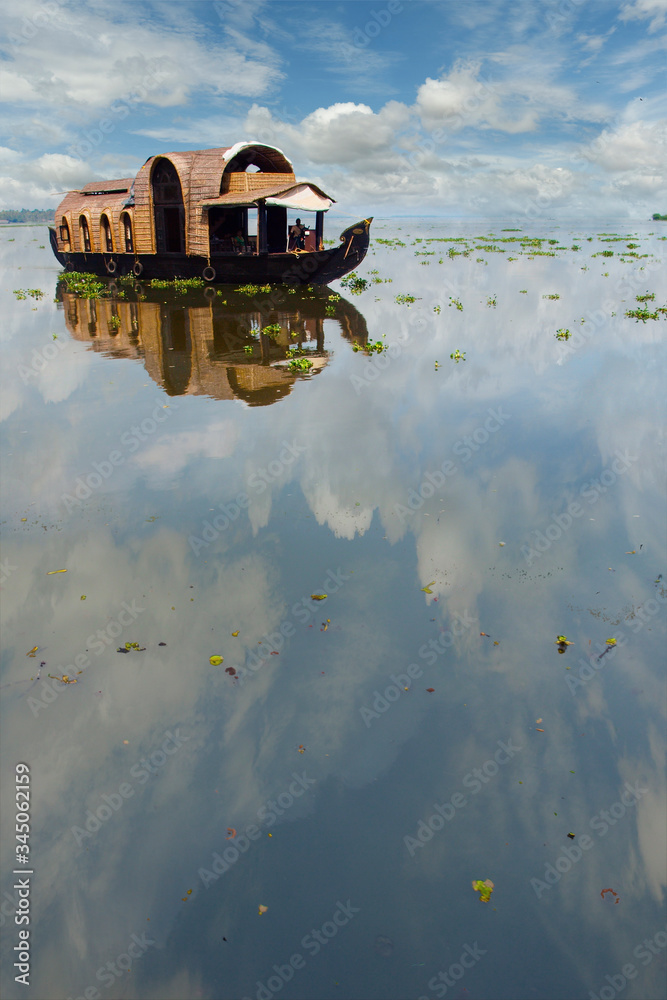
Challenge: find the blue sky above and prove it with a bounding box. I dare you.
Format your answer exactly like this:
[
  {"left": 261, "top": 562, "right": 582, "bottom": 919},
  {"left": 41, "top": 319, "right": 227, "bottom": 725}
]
[{"left": 0, "top": 0, "right": 666, "bottom": 217}]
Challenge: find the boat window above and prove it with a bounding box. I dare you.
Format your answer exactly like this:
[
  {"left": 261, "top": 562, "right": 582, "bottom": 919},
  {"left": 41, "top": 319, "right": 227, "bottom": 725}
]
[
  {"left": 101, "top": 215, "right": 113, "bottom": 252},
  {"left": 79, "top": 215, "right": 92, "bottom": 253},
  {"left": 121, "top": 213, "right": 134, "bottom": 253},
  {"left": 60, "top": 218, "right": 70, "bottom": 244}
]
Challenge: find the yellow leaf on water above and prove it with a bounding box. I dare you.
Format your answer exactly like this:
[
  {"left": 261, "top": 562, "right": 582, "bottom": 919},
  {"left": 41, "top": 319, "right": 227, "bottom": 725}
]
[
  {"left": 311, "top": 594, "right": 327, "bottom": 601},
  {"left": 26, "top": 646, "right": 38, "bottom": 656},
  {"left": 210, "top": 655, "right": 223, "bottom": 665},
  {"left": 232, "top": 631, "right": 239, "bottom": 637},
  {"left": 47, "top": 569, "right": 67, "bottom": 575},
  {"left": 421, "top": 581, "right": 436, "bottom": 594}
]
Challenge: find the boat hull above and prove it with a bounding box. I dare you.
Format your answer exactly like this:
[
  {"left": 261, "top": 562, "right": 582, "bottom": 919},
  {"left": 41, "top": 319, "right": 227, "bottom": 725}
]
[{"left": 49, "top": 219, "right": 372, "bottom": 286}]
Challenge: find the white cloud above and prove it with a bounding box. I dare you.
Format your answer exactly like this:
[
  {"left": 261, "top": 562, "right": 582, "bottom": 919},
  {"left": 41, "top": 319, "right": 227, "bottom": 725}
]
[
  {"left": 574, "top": 119, "right": 667, "bottom": 173},
  {"left": 0, "top": 1, "right": 282, "bottom": 118},
  {"left": 243, "top": 101, "right": 410, "bottom": 169},
  {"left": 620, "top": 0, "right": 667, "bottom": 32},
  {"left": 0, "top": 151, "right": 102, "bottom": 208},
  {"left": 416, "top": 57, "right": 609, "bottom": 134}
]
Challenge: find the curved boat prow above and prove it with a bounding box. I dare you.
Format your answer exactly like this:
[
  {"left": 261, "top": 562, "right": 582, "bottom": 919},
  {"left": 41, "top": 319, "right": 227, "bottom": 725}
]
[
  {"left": 334, "top": 217, "right": 373, "bottom": 276},
  {"left": 49, "top": 226, "right": 65, "bottom": 267}
]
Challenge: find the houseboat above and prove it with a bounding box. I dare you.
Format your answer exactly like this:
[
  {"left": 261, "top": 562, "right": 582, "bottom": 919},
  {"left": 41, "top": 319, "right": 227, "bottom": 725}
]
[{"left": 49, "top": 142, "right": 372, "bottom": 285}]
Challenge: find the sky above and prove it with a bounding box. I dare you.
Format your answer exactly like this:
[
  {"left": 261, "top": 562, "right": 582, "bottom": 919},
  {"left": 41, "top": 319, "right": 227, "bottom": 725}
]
[{"left": 0, "top": 0, "right": 666, "bottom": 218}]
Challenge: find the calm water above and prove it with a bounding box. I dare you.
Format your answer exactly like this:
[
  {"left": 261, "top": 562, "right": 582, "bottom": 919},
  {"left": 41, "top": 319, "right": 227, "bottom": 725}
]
[{"left": 1, "top": 220, "right": 666, "bottom": 1000}]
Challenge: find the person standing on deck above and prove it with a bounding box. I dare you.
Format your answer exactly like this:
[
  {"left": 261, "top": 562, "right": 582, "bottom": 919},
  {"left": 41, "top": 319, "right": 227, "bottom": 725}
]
[{"left": 289, "top": 218, "right": 306, "bottom": 250}]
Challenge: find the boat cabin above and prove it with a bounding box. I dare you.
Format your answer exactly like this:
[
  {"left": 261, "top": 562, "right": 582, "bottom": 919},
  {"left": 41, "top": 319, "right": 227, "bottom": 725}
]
[{"left": 53, "top": 142, "right": 335, "bottom": 260}]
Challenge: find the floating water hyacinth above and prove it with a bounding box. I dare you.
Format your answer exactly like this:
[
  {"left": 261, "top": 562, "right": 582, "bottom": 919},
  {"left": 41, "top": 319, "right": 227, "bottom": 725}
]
[{"left": 472, "top": 879, "right": 494, "bottom": 902}]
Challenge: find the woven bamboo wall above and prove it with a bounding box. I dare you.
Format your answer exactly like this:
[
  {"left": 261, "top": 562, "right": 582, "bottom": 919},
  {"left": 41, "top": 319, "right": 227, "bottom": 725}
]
[{"left": 222, "top": 171, "right": 296, "bottom": 193}]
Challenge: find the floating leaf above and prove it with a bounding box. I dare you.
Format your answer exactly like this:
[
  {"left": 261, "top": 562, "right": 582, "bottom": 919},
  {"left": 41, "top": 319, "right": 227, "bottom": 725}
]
[
  {"left": 80, "top": 595, "right": 86, "bottom": 600},
  {"left": 26, "top": 646, "right": 38, "bottom": 657},
  {"left": 605, "top": 638, "right": 617, "bottom": 646},
  {"left": 46, "top": 569, "right": 67, "bottom": 575},
  {"left": 426, "top": 688, "right": 435, "bottom": 692},
  {"left": 231, "top": 631, "right": 239, "bottom": 637},
  {"left": 311, "top": 594, "right": 327, "bottom": 601},
  {"left": 567, "top": 833, "right": 575, "bottom": 839},
  {"left": 258, "top": 905, "right": 268, "bottom": 915},
  {"left": 209, "top": 654, "right": 223, "bottom": 665},
  {"left": 421, "top": 582, "right": 436, "bottom": 594},
  {"left": 556, "top": 636, "right": 573, "bottom": 645},
  {"left": 472, "top": 879, "right": 494, "bottom": 902}
]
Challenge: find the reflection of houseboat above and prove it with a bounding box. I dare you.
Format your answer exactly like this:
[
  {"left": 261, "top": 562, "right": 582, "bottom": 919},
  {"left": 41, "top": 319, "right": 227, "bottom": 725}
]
[
  {"left": 58, "top": 284, "right": 369, "bottom": 406},
  {"left": 49, "top": 142, "right": 371, "bottom": 285}
]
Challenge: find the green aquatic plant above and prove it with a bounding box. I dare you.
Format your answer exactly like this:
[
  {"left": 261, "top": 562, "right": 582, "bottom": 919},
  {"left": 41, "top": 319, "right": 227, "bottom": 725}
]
[
  {"left": 450, "top": 349, "right": 466, "bottom": 363},
  {"left": 287, "top": 357, "right": 313, "bottom": 373},
  {"left": 340, "top": 273, "right": 369, "bottom": 294},
  {"left": 13, "top": 288, "right": 44, "bottom": 300},
  {"left": 486, "top": 295, "right": 497, "bottom": 308},
  {"left": 625, "top": 305, "right": 666, "bottom": 322},
  {"left": 352, "top": 340, "right": 387, "bottom": 355},
  {"left": 395, "top": 294, "right": 417, "bottom": 305},
  {"left": 58, "top": 272, "right": 106, "bottom": 298},
  {"left": 555, "top": 328, "right": 571, "bottom": 341},
  {"left": 149, "top": 277, "right": 204, "bottom": 292},
  {"left": 448, "top": 297, "right": 463, "bottom": 311},
  {"left": 262, "top": 323, "right": 282, "bottom": 338},
  {"left": 237, "top": 283, "right": 272, "bottom": 296},
  {"left": 543, "top": 293, "right": 560, "bottom": 300}
]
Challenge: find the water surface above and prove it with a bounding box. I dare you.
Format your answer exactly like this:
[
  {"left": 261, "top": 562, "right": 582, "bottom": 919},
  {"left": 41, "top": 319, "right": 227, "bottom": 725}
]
[{"left": 1, "top": 220, "right": 665, "bottom": 1000}]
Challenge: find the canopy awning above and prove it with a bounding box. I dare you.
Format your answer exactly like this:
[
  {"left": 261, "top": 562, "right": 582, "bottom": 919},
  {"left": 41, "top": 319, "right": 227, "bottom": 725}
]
[
  {"left": 265, "top": 184, "right": 333, "bottom": 212},
  {"left": 201, "top": 182, "right": 334, "bottom": 212}
]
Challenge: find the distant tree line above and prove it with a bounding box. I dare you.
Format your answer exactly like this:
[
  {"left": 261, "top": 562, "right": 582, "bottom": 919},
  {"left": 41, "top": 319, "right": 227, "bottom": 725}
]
[
  {"left": 652, "top": 213, "right": 667, "bottom": 221},
  {"left": 0, "top": 209, "right": 55, "bottom": 223}
]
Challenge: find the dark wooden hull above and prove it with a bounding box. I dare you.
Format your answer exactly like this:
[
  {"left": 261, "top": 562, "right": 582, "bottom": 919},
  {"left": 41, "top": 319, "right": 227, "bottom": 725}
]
[{"left": 49, "top": 219, "right": 372, "bottom": 286}]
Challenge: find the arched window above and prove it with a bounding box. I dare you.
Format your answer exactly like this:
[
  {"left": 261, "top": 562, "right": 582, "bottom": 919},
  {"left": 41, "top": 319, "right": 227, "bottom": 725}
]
[
  {"left": 60, "top": 216, "right": 70, "bottom": 245},
  {"left": 120, "top": 212, "right": 134, "bottom": 253},
  {"left": 101, "top": 215, "right": 113, "bottom": 252},
  {"left": 79, "top": 215, "right": 92, "bottom": 253},
  {"left": 151, "top": 159, "right": 185, "bottom": 253}
]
